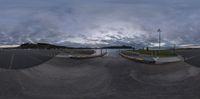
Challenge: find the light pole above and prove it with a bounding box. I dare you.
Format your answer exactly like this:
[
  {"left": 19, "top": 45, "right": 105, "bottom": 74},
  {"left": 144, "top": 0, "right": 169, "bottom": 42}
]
[
  {"left": 157, "top": 29, "right": 161, "bottom": 53},
  {"left": 173, "top": 43, "right": 176, "bottom": 54}
]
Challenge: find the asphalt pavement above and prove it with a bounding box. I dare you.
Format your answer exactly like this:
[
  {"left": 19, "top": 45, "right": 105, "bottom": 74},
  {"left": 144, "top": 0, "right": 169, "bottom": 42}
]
[
  {"left": 0, "top": 49, "right": 200, "bottom": 99},
  {"left": 0, "top": 49, "right": 59, "bottom": 69},
  {"left": 176, "top": 49, "right": 200, "bottom": 67}
]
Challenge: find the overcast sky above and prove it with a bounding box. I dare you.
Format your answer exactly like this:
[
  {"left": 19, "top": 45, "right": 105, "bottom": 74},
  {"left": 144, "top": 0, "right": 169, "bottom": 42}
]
[{"left": 0, "top": 0, "right": 199, "bottom": 47}]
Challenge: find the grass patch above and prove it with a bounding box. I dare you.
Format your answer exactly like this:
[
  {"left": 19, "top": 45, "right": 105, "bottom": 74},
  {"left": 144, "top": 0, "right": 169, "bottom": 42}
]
[{"left": 128, "top": 50, "right": 177, "bottom": 57}]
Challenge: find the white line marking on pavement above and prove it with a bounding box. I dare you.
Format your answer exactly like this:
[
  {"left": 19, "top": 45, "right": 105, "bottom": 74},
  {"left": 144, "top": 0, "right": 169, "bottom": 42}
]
[
  {"left": 184, "top": 55, "right": 200, "bottom": 61},
  {"left": 16, "top": 73, "right": 26, "bottom": 93},
  {"left": 9, "top": 54, "right": 15, "bottom": 69}
]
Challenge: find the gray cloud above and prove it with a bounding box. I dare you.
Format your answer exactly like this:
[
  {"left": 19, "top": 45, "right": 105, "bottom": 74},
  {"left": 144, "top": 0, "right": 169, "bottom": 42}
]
[{"left": 0, "top": 0, "right": 199, "bottom": 47}]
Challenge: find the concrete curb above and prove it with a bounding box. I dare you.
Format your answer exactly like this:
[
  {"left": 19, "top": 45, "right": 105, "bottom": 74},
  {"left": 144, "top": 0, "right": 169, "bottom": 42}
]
[
  {"left": 70, "top": 52, "right": 107, "bottom": 59},
  {"left": 55, "top": 54, "right": 71, "bottom": 58},
  {"left": 155, "top": 61, "right": 181, "bottom": 65},
  {"left": 155, "top": 56, "right": 183, "bottom": 65},
  {"left": 119, "top": 52, "right": 155, "bottom": 64},
  {"left": 120, "top": 52, "right": 183, "bottom": 64}
]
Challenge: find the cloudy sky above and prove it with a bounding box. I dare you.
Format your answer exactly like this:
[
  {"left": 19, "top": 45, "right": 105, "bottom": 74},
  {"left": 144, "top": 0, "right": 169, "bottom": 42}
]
[{"left": 0, "top": 0, "right": 199, "bottom": 47}]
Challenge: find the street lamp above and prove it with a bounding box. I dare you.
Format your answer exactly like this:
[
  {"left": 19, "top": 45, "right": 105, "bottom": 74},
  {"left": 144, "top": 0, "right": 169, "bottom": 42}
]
[{"left": 157, "top": 29, "right": 162, "bottom": 53}]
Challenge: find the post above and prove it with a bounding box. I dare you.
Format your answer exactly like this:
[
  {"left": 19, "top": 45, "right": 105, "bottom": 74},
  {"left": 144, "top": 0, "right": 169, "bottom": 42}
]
[
  {"left": 173, "top": 44, "right": 176, "bottom": 54},
  {"left": 157, "top": 29, "right": 161, "bottom": 53},
  {"left": 101, "top": 48, "right": 102, "bottom": 55}
]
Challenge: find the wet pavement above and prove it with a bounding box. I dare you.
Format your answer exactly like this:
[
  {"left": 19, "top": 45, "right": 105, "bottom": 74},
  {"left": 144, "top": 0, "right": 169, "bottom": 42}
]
[
  {"left": 176, "top": 49, "right": 200, "bottom": 67},
  {"left": 0, "top": 49, "right": 200, "bottom": 99},
  {"left": 0, "top": 49, "right": 59, "bottom": 69}
]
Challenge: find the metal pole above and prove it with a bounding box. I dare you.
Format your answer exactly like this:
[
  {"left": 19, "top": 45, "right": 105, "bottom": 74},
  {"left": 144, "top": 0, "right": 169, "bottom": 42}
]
[
  {"left": 158, "top": 29, "right": 161, "bottom": 53},
  {"left": 101, "top": 48, "right": 102, "bottom": 55},
  {"left": 159, "top": 32, "right": 161, "bottom": 50},
  {"left": 173, "top": 44, "right": 176, "bottom": 54}
]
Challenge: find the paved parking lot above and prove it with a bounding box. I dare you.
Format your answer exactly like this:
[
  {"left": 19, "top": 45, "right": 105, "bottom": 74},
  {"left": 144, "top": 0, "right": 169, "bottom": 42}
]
[
  {"left": 0, "top": 49, "right": 59, "bottom": 69},
  {"left": 0, "top": 49, "right": 200, "bottom": 99},
  {"left": 176, "top": 49, "right": 200, "bottom": 67}
]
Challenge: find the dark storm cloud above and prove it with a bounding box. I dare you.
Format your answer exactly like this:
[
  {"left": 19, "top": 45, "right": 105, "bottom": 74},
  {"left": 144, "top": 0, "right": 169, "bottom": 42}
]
[{"left": 0, "top": 0, "right": 199, "bottom": 47}]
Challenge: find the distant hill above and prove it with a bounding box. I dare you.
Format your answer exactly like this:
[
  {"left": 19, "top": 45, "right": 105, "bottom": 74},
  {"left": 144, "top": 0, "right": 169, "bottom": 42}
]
[
  {"left": 18, "top": 43, "right": 71, "bottom": 49},
  {"left": 176, "top": 48, "right": 200, "bottom": 50},
  {"left": 17, "top": 43, "right": 133, "bottom": 49},
  {"left": 102, "top": 45, "right": 132, "bottom": 49}
]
